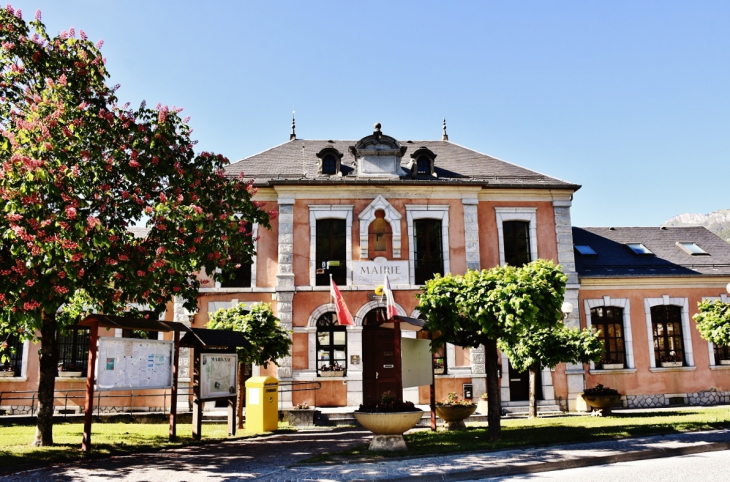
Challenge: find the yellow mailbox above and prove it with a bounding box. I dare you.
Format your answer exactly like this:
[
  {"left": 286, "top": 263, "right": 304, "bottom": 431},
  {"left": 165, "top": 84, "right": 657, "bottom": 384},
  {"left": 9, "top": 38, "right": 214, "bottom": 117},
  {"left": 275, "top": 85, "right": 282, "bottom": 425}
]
[{"left": 245, "top": 376, "right": 279, "bottom": 432}]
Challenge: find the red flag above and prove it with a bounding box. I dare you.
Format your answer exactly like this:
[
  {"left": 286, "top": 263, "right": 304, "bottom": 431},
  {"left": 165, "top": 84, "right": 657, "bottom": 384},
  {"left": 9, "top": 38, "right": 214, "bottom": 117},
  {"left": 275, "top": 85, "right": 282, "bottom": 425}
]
[
  {"left": 330, "top": 277, "right": 354, "bottom": 326},
  {"left": 383, "top": 273, "right": 398, "bottom": 320}
]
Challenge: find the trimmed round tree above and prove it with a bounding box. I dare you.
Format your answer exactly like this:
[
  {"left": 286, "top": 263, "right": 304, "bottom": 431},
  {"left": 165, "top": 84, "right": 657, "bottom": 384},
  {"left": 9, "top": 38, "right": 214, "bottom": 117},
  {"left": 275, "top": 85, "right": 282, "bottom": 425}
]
[
  {"left": 208, "top": 303, "right": 292, "bottom": 428},
  {"left": 0, "top": 6, "right": 270, "bottom": 446},
  {"left": 694, "top": 299, "right": 730, "bottom": 350}
]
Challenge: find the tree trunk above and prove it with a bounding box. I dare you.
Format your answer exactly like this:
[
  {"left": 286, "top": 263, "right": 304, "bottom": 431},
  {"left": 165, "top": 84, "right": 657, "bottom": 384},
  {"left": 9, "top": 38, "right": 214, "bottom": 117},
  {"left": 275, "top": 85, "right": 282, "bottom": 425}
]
[
  {"left": 237, "top": 361, "right": 245, "bottom": 429},
  {"left": 528, "top": 363, "right": 538, "bottom": 418},
  {"left": 33, "top": 310, "right": 59, "bottom": 446},
  {"left": 484, "top": 338, "right": 501, "bottom": 440}
]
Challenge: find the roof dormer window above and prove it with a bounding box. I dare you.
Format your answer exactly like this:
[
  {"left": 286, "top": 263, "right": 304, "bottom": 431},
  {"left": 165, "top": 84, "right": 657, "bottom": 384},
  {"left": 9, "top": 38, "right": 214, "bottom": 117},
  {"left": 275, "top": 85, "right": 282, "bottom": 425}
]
[
  {"left": 410, "top": 146, "right": 436, "bottom": 177},
  {"left": 316, "top": 147, "right": 343, "bottom": 176}
]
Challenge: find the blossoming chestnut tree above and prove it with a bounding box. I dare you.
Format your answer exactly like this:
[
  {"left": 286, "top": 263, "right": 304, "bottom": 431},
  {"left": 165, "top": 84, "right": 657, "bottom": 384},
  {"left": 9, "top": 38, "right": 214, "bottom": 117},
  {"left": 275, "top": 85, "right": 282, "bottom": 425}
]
[{"left": 0, "top": 6, "right": 270, "bottom": 446}]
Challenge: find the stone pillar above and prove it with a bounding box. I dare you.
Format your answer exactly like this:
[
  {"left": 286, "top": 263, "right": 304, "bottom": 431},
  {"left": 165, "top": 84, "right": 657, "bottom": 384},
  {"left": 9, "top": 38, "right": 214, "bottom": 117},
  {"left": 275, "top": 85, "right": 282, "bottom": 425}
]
[
  {"left": 462, "top": 198, "right": 481, "bottom": 272},
  {"left": 553, "top": 199, "right": 584, "bottom": 411},
  {"left": 275, "top": 198, "right": 296, "bottom": 406},
  {"left": 346, "top": 326, "right": 364, "bottom": 406},
  {"left": 470, "top": 345, "right": 487, "bottom": 399}
]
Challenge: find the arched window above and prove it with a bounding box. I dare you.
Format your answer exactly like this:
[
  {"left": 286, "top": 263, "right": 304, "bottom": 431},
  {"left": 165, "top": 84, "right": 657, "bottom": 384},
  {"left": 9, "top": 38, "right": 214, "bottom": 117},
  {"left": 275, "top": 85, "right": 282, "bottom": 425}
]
[
  {"left": 322, "top": 154, "right": 337, "bottom": 175},
  {"left": 651, "top": 305, "right": 685, "bottom": 366},
  {"left": 369, "top": 210, "right": 391, "bottom": 254},
  {"left": 503, "top": 220, "right": 531, "bottom": 266},
  {"left": 590, "top": 306, "right": 625, "bottom": 368},
  {"left": 316, "top": 312, "right": 347, "bottom": 376},
  {"left": 363, "top": 307, "right": 387, "bottom": 327}
]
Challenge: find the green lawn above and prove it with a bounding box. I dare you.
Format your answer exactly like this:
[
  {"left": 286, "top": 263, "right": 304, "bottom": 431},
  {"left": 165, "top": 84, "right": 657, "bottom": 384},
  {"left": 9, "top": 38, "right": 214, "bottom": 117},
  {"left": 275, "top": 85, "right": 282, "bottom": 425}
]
[
  {"left": 306, "top": 407, "right": 730, "bottom": 463},
  {"left": 0, "top": 421, "right": 289, "bottom": 473}
]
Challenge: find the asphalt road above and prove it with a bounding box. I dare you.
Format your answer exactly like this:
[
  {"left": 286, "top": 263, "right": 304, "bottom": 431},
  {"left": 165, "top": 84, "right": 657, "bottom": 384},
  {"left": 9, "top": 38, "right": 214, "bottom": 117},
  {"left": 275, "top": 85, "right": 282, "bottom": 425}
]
[{"left": 475, "top": 449, "right": 730, "bottom": 482}]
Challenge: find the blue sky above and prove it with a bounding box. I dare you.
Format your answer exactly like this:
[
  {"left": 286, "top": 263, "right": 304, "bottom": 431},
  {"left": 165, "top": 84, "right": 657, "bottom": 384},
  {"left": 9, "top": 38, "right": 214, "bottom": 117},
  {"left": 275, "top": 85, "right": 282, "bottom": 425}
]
[{"left": 12, "top": 1, "right": 730, "bottom": 227}]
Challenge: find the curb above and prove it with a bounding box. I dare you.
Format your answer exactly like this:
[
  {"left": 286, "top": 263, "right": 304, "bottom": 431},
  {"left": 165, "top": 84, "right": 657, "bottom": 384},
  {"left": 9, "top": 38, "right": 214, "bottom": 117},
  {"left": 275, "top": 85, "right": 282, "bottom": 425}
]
[{"left": 383, "top": 440, "right": 730, "bottom": 481}]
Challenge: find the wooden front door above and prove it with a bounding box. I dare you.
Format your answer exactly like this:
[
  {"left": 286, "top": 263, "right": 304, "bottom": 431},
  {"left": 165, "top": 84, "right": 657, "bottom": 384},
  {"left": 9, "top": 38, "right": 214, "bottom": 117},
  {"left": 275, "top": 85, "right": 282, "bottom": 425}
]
[
  {"left": 508, "top": 361, "right": 542, "bottom": 401},
  {"left": 362, "top": 308, "right": 401, "bottom": 404}
]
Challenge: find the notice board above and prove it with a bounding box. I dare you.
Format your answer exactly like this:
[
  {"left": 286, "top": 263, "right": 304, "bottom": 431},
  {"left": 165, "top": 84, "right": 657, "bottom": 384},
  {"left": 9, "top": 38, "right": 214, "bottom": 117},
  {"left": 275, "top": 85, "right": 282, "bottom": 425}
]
[
  {"left": 200, "top": 353, "right": 238, "bottom": 400},
  {"left": 401, "top": 337, "right": 433, "bottom": 388},
  {"left": 96, "top": 337, "right": 173, "bottom": 391}
]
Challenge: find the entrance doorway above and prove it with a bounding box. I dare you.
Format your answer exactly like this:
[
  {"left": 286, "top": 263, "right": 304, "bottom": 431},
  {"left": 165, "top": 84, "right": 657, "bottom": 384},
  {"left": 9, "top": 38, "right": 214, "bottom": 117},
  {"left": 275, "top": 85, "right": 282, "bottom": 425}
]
[
  {"left": 362, "top": 308, "right": 401, "bottom": 404},
  {"left": 508, "top": 361, "right": 542, "bottom": 401}
]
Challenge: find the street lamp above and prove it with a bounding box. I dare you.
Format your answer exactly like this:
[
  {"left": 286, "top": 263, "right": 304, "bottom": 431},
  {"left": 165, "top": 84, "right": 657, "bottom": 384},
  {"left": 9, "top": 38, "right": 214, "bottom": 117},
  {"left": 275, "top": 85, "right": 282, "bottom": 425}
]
[{"left": 561, "top": 301, "right": 573, "bottom": 321}]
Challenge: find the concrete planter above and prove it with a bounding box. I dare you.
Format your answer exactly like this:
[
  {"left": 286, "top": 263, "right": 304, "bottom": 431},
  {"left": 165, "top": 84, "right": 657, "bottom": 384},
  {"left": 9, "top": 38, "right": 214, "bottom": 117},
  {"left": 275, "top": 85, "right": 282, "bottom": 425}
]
[
  {"left": 353, "top": 411, "right": 423, "bottom": 451},
  {"left": 661, "top": 361, "right": 683, "bottom": 368},
  {"left": 287, "top": 409, "right": 315, "bottom": 427},
  {"left": 436, "top": 404, "right": 477, "bottom": 430},
  {"left": 59, "top": 371, "right": 83, "bottom": 377},
  {"left": 580, "top": 393, "right": 622, "bottom": 416},
  {"left": 601, "top": 363, "right": 624, "bottom": 370},
  {"left": 720, "top": 360, "right": 730, "bottom": 366},
  {"left": 0, "top": 371, "right": 14, "bottom": 377},
  {"left": 433, "top": 367, "right": 445, "bottom": 375}
]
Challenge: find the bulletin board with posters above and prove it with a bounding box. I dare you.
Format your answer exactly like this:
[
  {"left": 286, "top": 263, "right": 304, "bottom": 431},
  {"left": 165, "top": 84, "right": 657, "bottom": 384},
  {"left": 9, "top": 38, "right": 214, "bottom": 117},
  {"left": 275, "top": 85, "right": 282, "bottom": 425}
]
[
  {"left": 199, "top": 353, "right": 238, "bottom": 400},
  {"left": 96, "top": 337, "right": 173, "bottom": 391}
]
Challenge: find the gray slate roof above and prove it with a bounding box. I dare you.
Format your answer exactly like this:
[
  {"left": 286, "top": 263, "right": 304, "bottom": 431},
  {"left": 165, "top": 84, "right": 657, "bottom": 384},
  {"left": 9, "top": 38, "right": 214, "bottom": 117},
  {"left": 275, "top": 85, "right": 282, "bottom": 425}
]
[
  {"left": 572, "top": 226, "right": 730, "bottom": 277},
  {"left": 226, "top": 139, "right": 579, "bottom": 190}
]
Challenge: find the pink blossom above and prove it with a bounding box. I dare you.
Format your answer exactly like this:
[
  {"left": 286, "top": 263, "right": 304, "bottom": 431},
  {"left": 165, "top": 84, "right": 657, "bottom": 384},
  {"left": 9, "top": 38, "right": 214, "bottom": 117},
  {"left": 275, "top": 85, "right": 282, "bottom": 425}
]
[
  {"left": 14, "top": 8, "right": 20, "bottom": 18},
  {"left": 156, "top": 247, "right": 166, "bottom": 256},
  {"left": 118, "top": 254, "right": 129, "bottom": 261},
  {"left": 80, "top": 30, "right": 87, "bottom": 40},
  {"left": 183, "top": 116, "right": 190, "bottom": 123},
  {"left": 34, "top": 9, "right": 41, "bottom": 20},
  {"left": 6, "top": 5, "right": 14, "bottom": 14},
  {"left": 172, "top": 286, "right": 181, "bottom": 292},
  {"left": 71, "top": 253, "right": 83, "bottom": 262},
  {"left": 177, "top": 194, "right": 183, "bottom": 202},
  {"left": 57, "top": 271, "right": 66, "bottom": 279},
  {"left": 6, "top": 213, "right": 22, "bottom": 221},
  {"left": 145, "top": 206, "right": 153, "bottom": 214},
  {"left": 65, "top": 206, "right": 77, "bottom": 219},
  {"left": 78, "top": 268, "right": 84, "bottom": 277},
  {"left": 176, "top": 239, "right": 184, "bottom": 245},
  {"left": 23, "top": 301, "right": 40, "bottom": 311},
  {"left": 69, "top": 27, "right": 75, "bottom": 38},
  {"left": 25, "top": 279, "right": 35, "bottom": 287},
  {"left": 136, "top": 270, "right": 145, "bottom": 277},
  {"left": 87, "top": 216, "right": 101, "bottom": 228},
  {"left": 113, "top": 273, "right": 122, "bottom": 279},
  {"left": 96, "top": 39, "right": 104, "bottom": 49},
  {"left": 129, "top": 160, "right": 140, "bottom": 168},
  {"left": 54, "top": 286, "right": 69, "bottom": 294}
]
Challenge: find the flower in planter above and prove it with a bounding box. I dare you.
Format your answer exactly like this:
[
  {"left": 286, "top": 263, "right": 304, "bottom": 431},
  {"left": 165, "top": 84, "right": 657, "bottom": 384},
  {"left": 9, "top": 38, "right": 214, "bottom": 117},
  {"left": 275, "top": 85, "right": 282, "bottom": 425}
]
[
  {"left": 436, "top": 392, "right": 476, "bottom": 408},
  {"left": 320, "top": 362, "right": 344, "bottom": 372},
  {"left": 356, "top": 391, "right": 421, "bottom": 413},
  {"left": 479, "top": 393, "right": 488, "bottom": 401},
  {"left": 583, "top": 384, "right": 620, "bottom": 396},
  {"left": 294, "top": 402, "right": 310, "bottom": 410},
  {"left": 433, "top": 358, "right": 444, "bottom": 369},
  {"left": 600, "top": 357, "right": 619, "bottom": 365}
]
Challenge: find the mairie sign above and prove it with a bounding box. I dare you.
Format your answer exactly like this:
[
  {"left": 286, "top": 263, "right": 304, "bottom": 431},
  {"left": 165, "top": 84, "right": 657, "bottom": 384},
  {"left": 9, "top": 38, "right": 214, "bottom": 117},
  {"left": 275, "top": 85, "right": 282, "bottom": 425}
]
[{"left": 352, "top": 258, "right": 409, "bottom": 285}]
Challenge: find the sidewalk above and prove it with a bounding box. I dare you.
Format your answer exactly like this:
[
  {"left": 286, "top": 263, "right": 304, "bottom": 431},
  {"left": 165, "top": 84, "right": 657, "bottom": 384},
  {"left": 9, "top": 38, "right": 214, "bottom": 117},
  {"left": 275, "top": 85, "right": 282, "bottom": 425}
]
[{"left": 3, "top": 427, "right": 730, "bottom": 481}]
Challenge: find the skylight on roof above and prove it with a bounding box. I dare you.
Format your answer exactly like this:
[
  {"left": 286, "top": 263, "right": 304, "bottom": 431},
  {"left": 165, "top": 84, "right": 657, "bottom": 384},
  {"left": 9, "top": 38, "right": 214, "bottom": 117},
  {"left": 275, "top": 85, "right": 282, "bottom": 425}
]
[
  {"left": 626, "top": 243, "right": 653, "bottom": 255},
  {"left": 575, "top": 245, "right": 597, "bottom": 255},
  {"left": 677, "top": 242, "right": 709, "bottom": 255}
]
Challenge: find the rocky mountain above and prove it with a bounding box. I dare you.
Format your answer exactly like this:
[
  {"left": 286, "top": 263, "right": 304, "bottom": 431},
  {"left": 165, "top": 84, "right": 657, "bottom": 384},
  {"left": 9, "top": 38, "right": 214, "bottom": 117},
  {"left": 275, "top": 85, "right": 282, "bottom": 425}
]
[{"left": 662, "top": 209, "right": 730, "bottom": 242}]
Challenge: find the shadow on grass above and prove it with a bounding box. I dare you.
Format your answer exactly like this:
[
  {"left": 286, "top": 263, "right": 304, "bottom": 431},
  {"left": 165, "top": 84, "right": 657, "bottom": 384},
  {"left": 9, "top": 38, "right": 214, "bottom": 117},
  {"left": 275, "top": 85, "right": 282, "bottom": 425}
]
[{"left": 304, "top": 410, "right": 730, "bottom": 463}]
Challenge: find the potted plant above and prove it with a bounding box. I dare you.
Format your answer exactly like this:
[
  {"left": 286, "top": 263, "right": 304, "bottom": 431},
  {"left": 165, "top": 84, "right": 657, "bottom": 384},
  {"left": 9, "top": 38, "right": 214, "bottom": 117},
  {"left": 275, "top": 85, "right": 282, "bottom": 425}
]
[
  {"left": 599, "top": 357, "right": 623, "bottom": 370},
  {"left": 0, "top": 365, "right": 14, "bottom": 377},
  {"left": 477, "top": 392, "right": 489, "bottom": 415},
  {"left": 354, "top": 391, "right": 423, "bottom": 451},
  {"left": 58, "top": 362, "right": 83, "bottom": 377},
  {"left": 435, "top": 392, "right": 477, "bottom": 430},
  {"left": 433, "top": 358, "right": 445, "bottom": 375},
  {"left": 580, "top": 384, "right": 622, "bottom": 416},
  {"left": 287, "top": 402, "right": 315, "bottom": 427},
  {"left": 660, "top": 351, "right": 683, "bottom": 368},
  {"left": 320, "top": 362, "right": 345, "bottom": 377},
  {"left": 720, "top": 359, "right": 730, "bottom": 366}
]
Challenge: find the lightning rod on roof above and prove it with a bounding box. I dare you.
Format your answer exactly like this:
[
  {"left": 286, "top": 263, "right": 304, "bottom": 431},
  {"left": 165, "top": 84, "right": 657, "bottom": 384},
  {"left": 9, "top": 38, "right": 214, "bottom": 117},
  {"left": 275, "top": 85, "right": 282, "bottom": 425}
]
[
  {"left": 442, "top": 117, "right": 449, "bottom": 141},
  {"left": 290, "top": 109, "right": 296, "bottom": 141}
]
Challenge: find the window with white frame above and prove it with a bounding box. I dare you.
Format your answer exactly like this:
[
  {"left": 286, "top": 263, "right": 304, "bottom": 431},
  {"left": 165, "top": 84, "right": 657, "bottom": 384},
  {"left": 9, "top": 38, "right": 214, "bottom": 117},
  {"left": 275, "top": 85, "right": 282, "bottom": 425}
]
[
  {"left": 0, "top": 333, "right": 24, "bottom": 377},
  {"left": 309, "top": 205, "right": 353, "bottom": 286},
  {"left": 495, "top": 207, "right": 538, "bottom": 267},
  {"left": 315, "top": 311, "right": 347, "bottom": 376},
  {"left": 584, "top": 296, "right": 635, "bottom": 370},
  {"left": 218, "top": 222, "right": 257, "bottom": 288},
  {"left": 406, "top": 205, "right": 450, "bottom": 286},
  {"left": 644, "top": 296, "right": 693, "bottom": 369}
]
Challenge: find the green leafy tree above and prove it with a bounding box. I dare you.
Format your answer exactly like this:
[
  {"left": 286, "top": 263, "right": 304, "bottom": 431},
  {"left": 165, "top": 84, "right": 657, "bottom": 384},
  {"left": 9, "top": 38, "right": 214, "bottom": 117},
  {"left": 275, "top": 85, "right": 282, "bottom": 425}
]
[
  {"left": 499, "top": 324, "right": 603, "bottom": 418},
  {"left": 418, "top": 259, "right": 575, "bottom": 439},
  {"left": 0, "top": 6, "right": 270, "bottom": 446},
  {"left": 694, "top": 299, "right": 730, "bottom": 347},
  {"left": 208, "top": 303, "right": 292, "bottom": 428}
]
